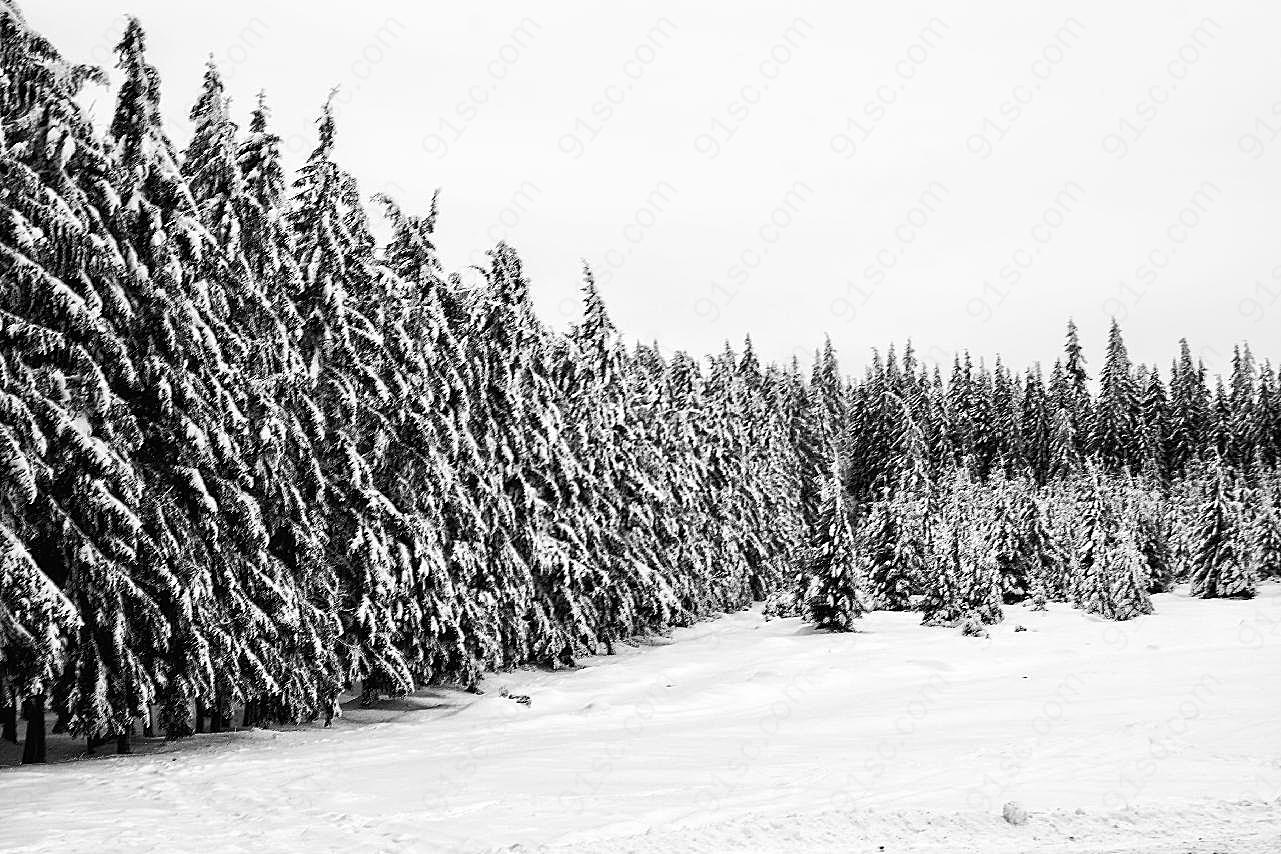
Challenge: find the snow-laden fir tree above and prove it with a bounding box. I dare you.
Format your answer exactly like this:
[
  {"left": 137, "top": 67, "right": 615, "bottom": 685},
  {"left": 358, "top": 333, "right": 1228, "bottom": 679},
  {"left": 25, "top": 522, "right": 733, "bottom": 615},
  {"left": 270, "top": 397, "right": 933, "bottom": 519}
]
[
  {"left": 921, "top": 468, "right": 1003, "bottom": 626},
  {"left": 81, "top": 16, "right": 280, "bottom": 744},
  {"left": 288, "top": 93, "right": 409, "bottom": 702},
  {"left": 989, "top": 473, "right": 1030, "bottom": 604},
  {"left": 1128, "top": 475, "right": 1174, "bottom": 593},
  {"left": 920, "top": 522, "right": 966, "bottom": 627},
  {"left": 1103, "top": 524, "right": 1155, "bottom": 621},
  {"left": 698, "top": 345, "right": 761, "bottom": 610},
  {"left": 465, "top": 243, "right": 609, "bottom": 665},
  {"left": 1253, "top": 478, "right": 1281, "bottom": 580},
  {"left": 861, "top": 491, "right": 922, "bottom": 610},
  {"left": 1071, "top": 467, "right": 1152, "bottom": 620},
  {"left": 1017, "top": 486, "right": 1067, "bottom": 604},
  {"left": 181, "top": 57, "right": 348, "bottom": 731},
  {"left": 1094, "top": 319, "right": 1140, "bottom": 474},
  {"left": 1021, "top": 367, "right": 1053, "bottom": 485},
  {"left": 367, "top": 193, "right": 499, "bottom": 687},
  {"left": 1062, "top": 319, "right": 1094, "bottom": 458},
  {"left": 786, "top": 357, "right": 827, "bottom": 539},
  {"left": 1188, "top": 459, "right": 1257, "bottom": 598},
  {"left": 563, "top": 265, "right": 677, "bottom": 646},
  {"left": 0, "top": 3, "right": 155, "bottom": 759},
  {"left": 801, "top": 458, "right": 865, "bottom": 631},
  {"left": 1258, "top": 363, "right": 1280, "bottom": 470},
  {"left": 1108, "top": 480, "right": 1157, "bottom": 619},
  {"left": 1072, "top": 468, "right": 1117, "bottom": 618},
  {"left": 654, "top": 350, "right": 724, "bottom": 616},
  {"left": 232, "top": 91, "right": 338, "bottom": 725},
  {"left": 732, "top": 338, "right": 801, "bottom": 599}
]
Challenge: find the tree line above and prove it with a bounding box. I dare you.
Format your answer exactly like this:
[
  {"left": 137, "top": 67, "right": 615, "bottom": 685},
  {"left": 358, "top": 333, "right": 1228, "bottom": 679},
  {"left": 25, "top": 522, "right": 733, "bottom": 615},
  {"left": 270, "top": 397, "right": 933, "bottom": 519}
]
[{"left": 1, "top": 8, "right": 1278, "bottom": 763}]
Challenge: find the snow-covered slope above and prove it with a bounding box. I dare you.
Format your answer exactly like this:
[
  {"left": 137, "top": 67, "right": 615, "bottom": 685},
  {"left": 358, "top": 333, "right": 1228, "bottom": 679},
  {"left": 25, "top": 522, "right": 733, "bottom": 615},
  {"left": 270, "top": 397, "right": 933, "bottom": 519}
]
[{"left": 3, "top": 586, "right": 1280, "bottom": 853}]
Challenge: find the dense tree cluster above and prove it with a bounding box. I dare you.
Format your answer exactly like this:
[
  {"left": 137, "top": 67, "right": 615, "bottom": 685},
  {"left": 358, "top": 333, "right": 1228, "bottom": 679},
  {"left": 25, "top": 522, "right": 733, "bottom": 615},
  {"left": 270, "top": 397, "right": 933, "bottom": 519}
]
[
  {"left": 1, "top": 9, "right": 1277, "bottom": 762},
  {"left": 809, "top": 321, "right": 1281, "bottom": 635}
]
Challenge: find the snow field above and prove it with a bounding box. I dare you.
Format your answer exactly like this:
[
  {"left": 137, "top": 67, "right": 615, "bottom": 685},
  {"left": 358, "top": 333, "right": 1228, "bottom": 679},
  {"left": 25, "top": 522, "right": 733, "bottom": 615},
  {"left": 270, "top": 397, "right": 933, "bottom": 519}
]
[{"left": 2, "top": 585, "right": 1279, "bottom": 852}]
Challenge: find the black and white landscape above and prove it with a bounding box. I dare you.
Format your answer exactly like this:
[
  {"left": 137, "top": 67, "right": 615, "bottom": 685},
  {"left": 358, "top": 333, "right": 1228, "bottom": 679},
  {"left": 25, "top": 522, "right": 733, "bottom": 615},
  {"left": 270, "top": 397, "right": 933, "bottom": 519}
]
[{"left": 1, "top": 3, "right": 1279, "bottom": 852}]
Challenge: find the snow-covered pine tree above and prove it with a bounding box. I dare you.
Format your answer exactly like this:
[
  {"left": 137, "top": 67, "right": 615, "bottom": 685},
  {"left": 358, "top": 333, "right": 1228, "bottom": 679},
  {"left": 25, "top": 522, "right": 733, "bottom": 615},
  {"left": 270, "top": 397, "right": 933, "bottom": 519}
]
[
  {"left": 1069, "top": 466, "right": 1156, "bottom": 620},
  {"left": 288, "top": 93, "right": 410, "bottom": 703},
  {"left": 1209, "top": 377, "right": 1232, "bottom": 461},
  {"left": 1061, "top": 319, "right": 1093, "bottom": 455},
  {"left": 990, "top": 358, "right": 1024, "bottom": 477},
  {"left": 180, "top": 57, "right": 348, "bottom": 729},
  {"left": 1073, "top": 467, "right": 1118, "bottom": 618},
  {"left": 1165, "top": 458, "right": 1207, "bottom": 583},
  {"left": 989, "top": 474, "right": 1030, "bottom": 604},
  {"left": 1188, "top": 458, "right": 1256, "bottom": 599},
  {"left": 1104, "top": 522, "right": 1155, "bottom": 621},
  {"left": 1167, "top": 340, "right": 1210, "bottom": 478},
  {"left": 1137, "top": 366, "right": 1170, "bottom": 482},
  {"left": 76, "top": 16, "right": 285, "bottom": 743},
  {"left": 1257, "top": 362, "right": 1279, "bottom": 470},
  {"left": 968, "top": 359, "right": 997, "bottom": 479},
  {"left": 1018, "top": 486, "right": 1066, "bottom": 604},
  {"left": 1109, "top": 480, "right": 1157, "bottom": 619},
  {"left": 920, "top": 468, "right": 1002, "bottom": 625},
  {"left": 1127, "top": 474, "right": 1174, "bottom": 593},
  {"left": 1227, "top": 346, "right": 1258, "bottom": 476},
  {"left": 0, "top": 4, "right": 160, "bottom": 759},
  {"left": 809, "top": 336, "right": 846, "bottom": 464},
  {"left": 230, "top": 91, "right": 338, "bottom": 725},
  {"left": 1094, "top": 319, "right": 1140, "bottom": 474},
  {"left": 784, "top": 357, "right": 826, "bottom": 540},
  {"left": 732, "top": 337, "right": 796, "bottom": 599},
  {"left": 366, "top": 193, "right": 501, "bottom": 687},
  {"left": 801, "top": 457, "right": 864, "bottom": 630},
  {"left": 1021, "top": 367, "right": 1053, "bottom": 486},
  {"left": 464, "top": 243, "right": 608, "bottom": 665},
  {"left": 1254, "top": 479, "right": 1281, "bottom": 579},
  {"left": 960, "top": 492, "right": 1004, "bottom": 626},
  {"left": 652, "top": 349, "right": 722, "bottom": 616},
  {"left": 564, "top": 264, "right": 674, "bottom": 644},
  {"left": 1047, "top": 401, "right": 1079, "bottom": 483},
  {"left": 920, "top": 522, "right": 965, "bottom": 627},
  {"left": 861, "top": 492, "right": 921, "bottom": 610},
  {"left": 923, "top": 365, "right": 951, "bottom": 475},
  {"left": 689, "top": 345, "right": 750, "bottom": 610},
  {"left": 756, "top": 360, "right": 807, "bottom": 596}
]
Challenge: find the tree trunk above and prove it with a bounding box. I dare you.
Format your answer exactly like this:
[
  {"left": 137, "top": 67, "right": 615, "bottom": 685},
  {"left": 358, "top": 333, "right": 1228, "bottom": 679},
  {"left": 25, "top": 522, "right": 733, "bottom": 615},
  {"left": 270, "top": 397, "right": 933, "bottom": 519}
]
[
  {"left": 117, "top": 728, "right": 132, "bottom": 755},
  {"left": 21, "top": 695, "right": 47, "bottom": 765},
  {"left": 0, "top": 688, "right": 16, "bottom": 744},
  {"left": 241, "top": 698, "right": 256, "bottom": 729},
  {"left": 209, "top": 693, "right": 224, "bottom": 734},
  {"left": 143, "top": 704, "right": 155, "bottom": 738},
  {"left": 194, "top": 700, "right": 206, "bottom": 734}
]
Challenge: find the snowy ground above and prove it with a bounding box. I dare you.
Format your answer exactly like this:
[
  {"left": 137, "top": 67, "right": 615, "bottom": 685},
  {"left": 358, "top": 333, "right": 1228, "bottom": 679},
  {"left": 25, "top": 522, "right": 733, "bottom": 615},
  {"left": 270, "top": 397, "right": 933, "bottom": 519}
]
[{"left": 3, "top": 585, "right": 1281, "bottom": 853}]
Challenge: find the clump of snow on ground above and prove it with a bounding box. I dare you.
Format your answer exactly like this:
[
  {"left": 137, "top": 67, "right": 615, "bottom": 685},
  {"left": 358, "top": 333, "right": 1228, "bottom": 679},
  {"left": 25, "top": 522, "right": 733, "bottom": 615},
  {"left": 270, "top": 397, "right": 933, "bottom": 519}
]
[{"left": 2, "top": 585, "right": 1280, "bottom": 853}]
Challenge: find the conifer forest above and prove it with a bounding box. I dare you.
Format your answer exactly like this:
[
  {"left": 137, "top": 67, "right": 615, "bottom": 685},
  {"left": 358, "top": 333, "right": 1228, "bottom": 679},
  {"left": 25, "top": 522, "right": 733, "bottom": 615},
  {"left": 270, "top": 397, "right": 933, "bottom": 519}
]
[{"left": 1, "top": 4, "right": 1279, "bottom": 791}]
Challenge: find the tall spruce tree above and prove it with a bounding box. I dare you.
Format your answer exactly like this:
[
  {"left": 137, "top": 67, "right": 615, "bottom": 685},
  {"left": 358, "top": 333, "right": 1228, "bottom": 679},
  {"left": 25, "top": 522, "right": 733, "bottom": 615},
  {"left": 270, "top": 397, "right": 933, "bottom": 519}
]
[
  {"left": 1189, "top": 460, "right": 1257, "bottom": 599},
  {"left": 288, "top": 94, "right": 409, "bottom": 701},
  {"left": 862, "top": 493, "right": 921, "bottom": 610},
  {"left": 1254, "top": 480, "right": 1281, "bottom": 579},
  {"left": 989, "top": 476, "right": 1030, "bottom": 604},
  {"left": 801, "top": 458, "right": 864, "bottom": 631},
  {"left": 1094, "top": 320, "right": 1139, "bottom": 473},
  {"left": 0, "top": 4, "right": 157, "bottom": 759},
  {"left": 100, "top": 17, "right": 292, "bottom": 742},
  {"left": 1063, "top": 319, "right": 1093, "bottom": 458}
]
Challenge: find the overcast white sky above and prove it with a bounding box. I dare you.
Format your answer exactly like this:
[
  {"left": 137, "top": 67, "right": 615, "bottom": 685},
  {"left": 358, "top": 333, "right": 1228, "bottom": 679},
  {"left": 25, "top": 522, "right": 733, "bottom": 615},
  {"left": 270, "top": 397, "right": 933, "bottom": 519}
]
[{"left": 29, "top": 1, "right": 1281, "bottom": 376}]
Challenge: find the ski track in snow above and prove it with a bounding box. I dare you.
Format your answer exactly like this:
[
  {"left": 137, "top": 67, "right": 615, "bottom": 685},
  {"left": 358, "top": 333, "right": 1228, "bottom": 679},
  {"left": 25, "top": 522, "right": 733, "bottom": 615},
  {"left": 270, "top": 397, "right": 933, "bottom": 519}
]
[{"left": 3, "top": 585, "right": 1281, "bottom": 853}]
